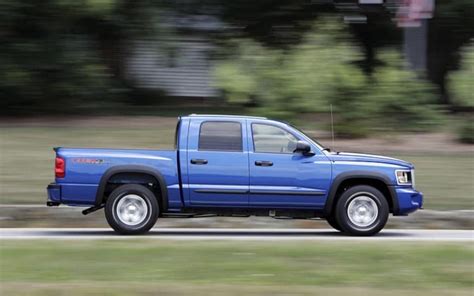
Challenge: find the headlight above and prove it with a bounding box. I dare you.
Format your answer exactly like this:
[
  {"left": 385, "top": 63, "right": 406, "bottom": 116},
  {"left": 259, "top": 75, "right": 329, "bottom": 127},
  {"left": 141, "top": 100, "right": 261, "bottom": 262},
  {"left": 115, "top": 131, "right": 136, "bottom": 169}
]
[{"left": 395, "top": 170, "right": 413, "bottom": 186}]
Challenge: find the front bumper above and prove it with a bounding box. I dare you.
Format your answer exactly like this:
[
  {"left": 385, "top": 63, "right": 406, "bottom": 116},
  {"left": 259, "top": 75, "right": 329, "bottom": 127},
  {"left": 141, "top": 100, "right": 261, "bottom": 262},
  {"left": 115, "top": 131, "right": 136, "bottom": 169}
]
[
  {"left": 47, "top": 183, "right": 61, "bottom": 205},
  {"left": 394, "top": 186, "right": 423, "bottom": 215}
]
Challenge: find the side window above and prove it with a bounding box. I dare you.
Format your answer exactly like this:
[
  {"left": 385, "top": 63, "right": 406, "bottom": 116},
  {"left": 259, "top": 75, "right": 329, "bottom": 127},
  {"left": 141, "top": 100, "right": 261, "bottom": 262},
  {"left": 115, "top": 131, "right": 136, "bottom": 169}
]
[
  {"left": 199, "top": 121, "right": 243, "bottom": 152},
  {"left": 252, "top": 124, "right": 298, "bottom": 153}
]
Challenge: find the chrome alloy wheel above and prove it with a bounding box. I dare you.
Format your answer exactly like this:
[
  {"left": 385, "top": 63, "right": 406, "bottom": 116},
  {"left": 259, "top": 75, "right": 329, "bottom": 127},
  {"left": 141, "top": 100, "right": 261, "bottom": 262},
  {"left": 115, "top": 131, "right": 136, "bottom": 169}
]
[
  {"left": 115, "top": 194, "right": 149, "bottom": 226},
  {"left": 347, "top": 194, "right": 379, "bottom": 228}
]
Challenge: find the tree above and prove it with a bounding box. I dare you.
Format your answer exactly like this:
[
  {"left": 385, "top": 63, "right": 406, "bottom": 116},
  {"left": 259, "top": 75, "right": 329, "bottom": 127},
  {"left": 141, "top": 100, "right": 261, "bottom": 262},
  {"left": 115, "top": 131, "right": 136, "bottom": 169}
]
[
  {"left": 447, "top": 41, "right": 474, "bottom": 108},
  {"left": 0, "top": 0, "right": 167, "bottom": 114},
  {"left": 214, "top": 18, "right": 441, "bottom": 137},
  {"left": 426, "top": 0, "right": 474, "bottom": 106},
  {"left": 214, "top": 18, "right": 362, "bottom": 117}
]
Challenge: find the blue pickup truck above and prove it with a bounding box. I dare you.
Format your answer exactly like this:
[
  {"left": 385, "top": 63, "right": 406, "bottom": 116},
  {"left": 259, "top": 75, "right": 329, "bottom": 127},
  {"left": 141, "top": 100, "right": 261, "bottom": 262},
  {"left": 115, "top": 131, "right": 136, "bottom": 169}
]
[{"left": 47, "top": 114, "right": 423, "bottom": 235}]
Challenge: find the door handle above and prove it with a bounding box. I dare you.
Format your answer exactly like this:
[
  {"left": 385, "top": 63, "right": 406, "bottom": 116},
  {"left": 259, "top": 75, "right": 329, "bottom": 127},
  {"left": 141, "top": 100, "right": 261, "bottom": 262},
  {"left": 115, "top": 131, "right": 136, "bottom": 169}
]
[
  {"left": 191, "top": 159, "right": 208, "bottom": 165},
  {"left": 255, "top": 160, "right": 273, "bottom": 167}
]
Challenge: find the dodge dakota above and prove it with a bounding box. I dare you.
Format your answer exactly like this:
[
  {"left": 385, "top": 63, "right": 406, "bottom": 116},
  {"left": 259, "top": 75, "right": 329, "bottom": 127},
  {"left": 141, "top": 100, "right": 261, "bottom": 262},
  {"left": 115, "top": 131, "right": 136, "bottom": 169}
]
[{"left": 47, "top": 114, "right": 423, "bottom": 235}]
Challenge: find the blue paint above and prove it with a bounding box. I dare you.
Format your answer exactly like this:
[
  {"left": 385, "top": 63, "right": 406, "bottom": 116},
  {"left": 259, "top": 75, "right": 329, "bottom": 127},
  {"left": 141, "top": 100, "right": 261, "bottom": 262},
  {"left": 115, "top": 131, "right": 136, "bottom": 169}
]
[{"left": 47, "top": 115, "right": 423, "bottom": 217}]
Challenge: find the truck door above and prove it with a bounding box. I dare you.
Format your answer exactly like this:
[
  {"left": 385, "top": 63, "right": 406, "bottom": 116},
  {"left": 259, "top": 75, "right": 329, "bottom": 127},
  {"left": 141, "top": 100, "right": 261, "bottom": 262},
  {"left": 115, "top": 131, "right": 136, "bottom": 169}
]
[
  {"left": 247, "top": 121, "right": 331, "bottom": 209},
  {"left": 186, "top": 119, "right": 249, "bottom": 206}
]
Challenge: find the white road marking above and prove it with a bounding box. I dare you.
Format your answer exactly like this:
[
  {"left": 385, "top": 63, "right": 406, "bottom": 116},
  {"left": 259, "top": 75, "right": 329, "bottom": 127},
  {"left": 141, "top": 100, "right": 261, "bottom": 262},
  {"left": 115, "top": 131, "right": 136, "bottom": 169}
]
[
  {"left": 0, "top": 204, "right": 49, "bottom": 208},
  {"left": 0, "top": 228, "right": 472, "bottom": 241}
]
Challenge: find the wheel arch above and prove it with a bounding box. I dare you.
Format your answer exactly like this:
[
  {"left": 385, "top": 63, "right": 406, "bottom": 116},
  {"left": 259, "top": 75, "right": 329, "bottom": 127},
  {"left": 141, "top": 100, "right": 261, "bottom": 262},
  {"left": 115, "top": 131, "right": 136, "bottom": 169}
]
[
  {"left": 324, "top": 171, "right": 398, "bottom": 216},
  {"left": 95, "top": 165, "right": 168, "bottom": 211}
]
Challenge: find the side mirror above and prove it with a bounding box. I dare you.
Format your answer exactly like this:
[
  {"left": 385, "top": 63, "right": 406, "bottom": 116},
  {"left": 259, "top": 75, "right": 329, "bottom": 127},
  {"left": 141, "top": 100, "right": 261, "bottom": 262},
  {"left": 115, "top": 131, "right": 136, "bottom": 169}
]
[{"left": 294, "top": 141, "right": 314, "bottom": 156}]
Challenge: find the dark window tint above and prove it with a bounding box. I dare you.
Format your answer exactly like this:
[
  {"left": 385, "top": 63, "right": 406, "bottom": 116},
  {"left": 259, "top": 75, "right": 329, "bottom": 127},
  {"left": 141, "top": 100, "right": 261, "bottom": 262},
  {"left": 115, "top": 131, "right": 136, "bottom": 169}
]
[{"left": 199, "top": 121, "right": 242, "bottom": 151}]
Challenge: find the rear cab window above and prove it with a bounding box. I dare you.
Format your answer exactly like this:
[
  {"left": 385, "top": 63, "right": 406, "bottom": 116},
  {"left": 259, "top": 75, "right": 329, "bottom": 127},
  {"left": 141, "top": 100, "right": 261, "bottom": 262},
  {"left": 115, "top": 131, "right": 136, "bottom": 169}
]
[{"left": 199, "top": 121, "right": 243, "bottom": 152}]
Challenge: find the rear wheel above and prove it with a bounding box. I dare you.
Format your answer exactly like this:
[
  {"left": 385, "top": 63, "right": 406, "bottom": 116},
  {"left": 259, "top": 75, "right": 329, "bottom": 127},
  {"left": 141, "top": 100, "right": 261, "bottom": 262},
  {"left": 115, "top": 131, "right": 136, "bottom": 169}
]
[
  {"left": 105, "top": 184, "right": 159, "bottom": 235},
  {"left": 335, "top": 185, "right": 389, "bottom": 236}
]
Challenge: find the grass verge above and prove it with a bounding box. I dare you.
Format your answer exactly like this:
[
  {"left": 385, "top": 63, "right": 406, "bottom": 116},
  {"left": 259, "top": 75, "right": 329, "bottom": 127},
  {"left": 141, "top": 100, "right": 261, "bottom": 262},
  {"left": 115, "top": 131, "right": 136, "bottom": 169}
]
[{"left": 0, "top": 240, "right": 473, "bottom": 295}]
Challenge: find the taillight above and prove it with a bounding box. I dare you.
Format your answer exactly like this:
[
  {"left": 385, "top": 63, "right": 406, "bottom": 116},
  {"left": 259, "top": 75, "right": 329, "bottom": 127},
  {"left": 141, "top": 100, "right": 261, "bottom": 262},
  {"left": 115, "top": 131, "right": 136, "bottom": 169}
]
[{"left": 55, "top": 157, "right": 65, "bottom": 178}]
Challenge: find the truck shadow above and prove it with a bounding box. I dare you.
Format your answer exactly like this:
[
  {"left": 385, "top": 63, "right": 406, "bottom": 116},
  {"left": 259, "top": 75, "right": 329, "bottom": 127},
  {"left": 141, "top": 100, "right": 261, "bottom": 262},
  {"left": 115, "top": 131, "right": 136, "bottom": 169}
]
[{"left": 32, "top": 229, "right": 412, "bottom": 238}]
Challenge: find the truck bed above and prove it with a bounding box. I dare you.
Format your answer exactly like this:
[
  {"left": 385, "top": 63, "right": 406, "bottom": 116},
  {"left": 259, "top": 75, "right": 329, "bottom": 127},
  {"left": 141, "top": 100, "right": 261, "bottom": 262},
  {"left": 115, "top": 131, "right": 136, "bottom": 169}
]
[{"left": 53, "top": 148, "right": 181, "bottom": 206}]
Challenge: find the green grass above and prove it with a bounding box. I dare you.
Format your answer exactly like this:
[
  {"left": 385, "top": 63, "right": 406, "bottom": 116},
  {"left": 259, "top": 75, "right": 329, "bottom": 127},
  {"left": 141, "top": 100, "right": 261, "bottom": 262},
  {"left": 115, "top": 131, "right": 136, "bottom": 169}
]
[
  {"left": 392, "top": 154, "right": 474, "bottom": 210},
  {"left": 1, "top": 125, "right": 473, "bottom": 209},
  {"left": 0, "top": 240, "right": 472, "bottom": 295}
]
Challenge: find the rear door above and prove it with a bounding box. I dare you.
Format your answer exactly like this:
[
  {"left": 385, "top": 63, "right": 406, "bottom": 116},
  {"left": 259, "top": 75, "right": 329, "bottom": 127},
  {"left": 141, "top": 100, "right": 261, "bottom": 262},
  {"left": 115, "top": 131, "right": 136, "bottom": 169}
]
[{"left": 186, "top": 119, "right": 249, "bottom": 206}]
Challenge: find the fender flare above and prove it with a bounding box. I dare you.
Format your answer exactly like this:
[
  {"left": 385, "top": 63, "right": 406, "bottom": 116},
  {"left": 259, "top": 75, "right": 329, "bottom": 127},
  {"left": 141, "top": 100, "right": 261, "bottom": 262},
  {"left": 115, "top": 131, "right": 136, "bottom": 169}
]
[
  {"left": 95, "top": 165, "right": 169, "bottom": 211},
  {"left": 324, "top": 171, "right": 398, "bottom": 216}
]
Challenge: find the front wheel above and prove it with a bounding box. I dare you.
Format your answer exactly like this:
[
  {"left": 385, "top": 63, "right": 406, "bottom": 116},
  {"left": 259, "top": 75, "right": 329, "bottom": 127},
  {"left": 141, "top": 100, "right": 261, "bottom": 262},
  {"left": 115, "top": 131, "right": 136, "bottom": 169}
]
[
  {"left": 335, "top": 185, "right": 389, "bottom": 236},
  {"left": 105, "top": 184, "right": 159, "bottom": 235},
  {"left": 326, "top": 215, "right": 343, "bottom": 232}
]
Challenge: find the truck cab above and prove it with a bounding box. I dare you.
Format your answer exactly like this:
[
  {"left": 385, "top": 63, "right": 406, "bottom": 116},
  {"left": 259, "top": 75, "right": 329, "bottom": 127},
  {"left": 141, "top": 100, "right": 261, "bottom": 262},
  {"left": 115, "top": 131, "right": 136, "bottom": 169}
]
[
  {"left": 182, "top": 115, "right": 331, "bottom": 208},
  {"left": 47, "top": 114, "right": 423, "bottom": 235}
]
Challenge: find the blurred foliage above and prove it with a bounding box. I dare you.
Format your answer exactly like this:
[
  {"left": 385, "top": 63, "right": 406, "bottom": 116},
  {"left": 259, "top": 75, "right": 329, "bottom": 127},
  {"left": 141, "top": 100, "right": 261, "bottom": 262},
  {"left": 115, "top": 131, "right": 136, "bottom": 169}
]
[
  {"left": 457, "top": 118, "right": 474, "bottom": 144},
  {"left": 427, "top": 0, "right": 474, "bottom": 105},
  {"left": 214, "top": 18, "right": 361, "bottom": 116},
  {"left": 0, "top": 0, "right": 472, "bottom": 125},
  {"left": 450, "top": 42, "right": 474, "bottom": 144},
  {"left": 214, "top": 18, "right": 442, "bottom": 137},
  {"left": 350, "top": 52, "right": 441, "bottom": 136},
  {"left": 447, "top": 41, "right": 474, "bottom": 108},
  {"left": 331, "top": 74, "right": 439, "bottom": 137},
  {"left": 0, "top": 0, "right": 165, "bottom": 115}
]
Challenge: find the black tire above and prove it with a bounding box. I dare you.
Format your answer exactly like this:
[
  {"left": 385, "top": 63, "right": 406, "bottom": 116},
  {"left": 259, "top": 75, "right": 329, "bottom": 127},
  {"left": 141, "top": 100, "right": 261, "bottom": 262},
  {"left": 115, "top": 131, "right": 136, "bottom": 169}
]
[
  {"left": 335, "top": 185, "right": 389, "bottom": 236},
  {"left": 105, "top": 184, "right": 159, "bottom": 235},
  {"left": 326, "top": 215, "right": 343, "bottom": 232}
]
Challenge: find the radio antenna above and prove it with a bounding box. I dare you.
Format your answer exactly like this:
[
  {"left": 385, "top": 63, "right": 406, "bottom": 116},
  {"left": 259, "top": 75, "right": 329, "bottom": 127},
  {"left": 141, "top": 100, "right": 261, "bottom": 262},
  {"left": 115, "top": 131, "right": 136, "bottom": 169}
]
[{"left": 330, "top": 104, "right": 335, "bottom": 151}]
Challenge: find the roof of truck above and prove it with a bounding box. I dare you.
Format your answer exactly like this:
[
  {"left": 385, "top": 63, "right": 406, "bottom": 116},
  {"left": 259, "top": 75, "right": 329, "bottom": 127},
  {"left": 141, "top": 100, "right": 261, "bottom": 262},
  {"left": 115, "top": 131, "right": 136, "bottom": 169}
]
[{"left": 185, "top": 114, "right": 267, "bottom": 120}]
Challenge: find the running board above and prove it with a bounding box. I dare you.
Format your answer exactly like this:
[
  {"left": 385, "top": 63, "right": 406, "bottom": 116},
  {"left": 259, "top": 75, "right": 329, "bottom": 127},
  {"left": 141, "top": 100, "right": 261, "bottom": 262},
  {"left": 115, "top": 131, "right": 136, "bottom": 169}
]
[
  {"left": 82, "top": 204, "right": 104, "bottom": 215},
  {"left": 162, "top": 213, "right": 217, "bottom": 218},
  {"left": 271, "top": 216, "right": 322, "bottom": 220}
]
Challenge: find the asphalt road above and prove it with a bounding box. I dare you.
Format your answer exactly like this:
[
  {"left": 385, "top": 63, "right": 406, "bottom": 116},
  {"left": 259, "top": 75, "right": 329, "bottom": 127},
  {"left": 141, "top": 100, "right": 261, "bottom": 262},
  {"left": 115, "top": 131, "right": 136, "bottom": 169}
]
[{"left": 0, "top": 228, "right": 472, "bottom": 241}]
